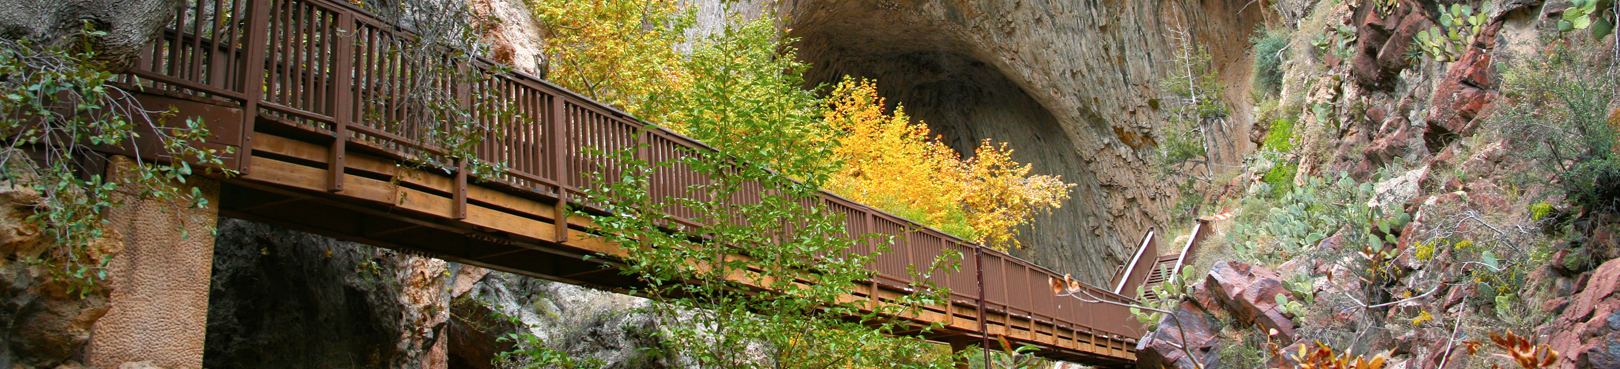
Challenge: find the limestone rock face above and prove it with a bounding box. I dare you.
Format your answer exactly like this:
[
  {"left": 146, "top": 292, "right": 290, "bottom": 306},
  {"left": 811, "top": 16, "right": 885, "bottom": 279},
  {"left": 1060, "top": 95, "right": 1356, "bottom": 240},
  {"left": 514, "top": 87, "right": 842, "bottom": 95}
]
[
  {"left": 0, "top": 261, "right": 111, "bottom": 369},
  {"left": 204, "top": 218, "right": 671, "bottom": 369},
  {"left": 468, "top": 0, "right": 547, "bottom": 75},
  {"left": 719, "top": 0, "right": 1268, "bottom": 285},
  {"left": 451, "top": 271, "right": 671, "bottom": 368}
]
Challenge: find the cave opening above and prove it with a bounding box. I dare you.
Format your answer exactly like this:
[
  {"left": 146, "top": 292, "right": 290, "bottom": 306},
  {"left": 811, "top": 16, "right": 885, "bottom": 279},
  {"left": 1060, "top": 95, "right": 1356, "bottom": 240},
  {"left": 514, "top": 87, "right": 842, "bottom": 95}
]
[{"left": 789, "top": 15, "right": 1112, "bottom": 284}]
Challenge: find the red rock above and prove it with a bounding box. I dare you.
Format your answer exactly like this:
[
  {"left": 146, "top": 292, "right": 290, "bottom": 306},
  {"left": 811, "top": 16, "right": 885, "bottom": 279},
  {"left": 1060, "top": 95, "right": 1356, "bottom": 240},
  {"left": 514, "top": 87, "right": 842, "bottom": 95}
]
[
  {"left": 1271, "top": 341, "right": 1308, "bottom": 368},
  {"left": 1204, "top": 261, "right": 1300, "bottom": 342},
  {"left": 1422, "top": 23, "right": 1504, "bottom": 151},
  {"left": 1546, "top": 258, "right": 1620, "bottom": 368},
  {"left": 1443, "top": 284, "right": 1475, "bottom": 309},
  {"left": 1136, "top": 300, "right": 1220, "bottom": 369},
  {"left": 1376, "top": 5, "right": 1429, "bottom": 73},
  {"left": 1552, "top": 249, "right": 1581, "bottom": 276},
  {"left": 1364, "top": 120, "right": 1414, "bottom": 168},
  {"left": 1545, "top": 296, "right": 1571, "bottom": 314},
  {"left": 1354, "top": 1, "right": 1430, "bottom": 90},
  {"left": 1592, "top": 226, "right": 1618, "bottom": 258},
  {"left": 1469, "top": 192, "right": 1507, "bottom": 210}
]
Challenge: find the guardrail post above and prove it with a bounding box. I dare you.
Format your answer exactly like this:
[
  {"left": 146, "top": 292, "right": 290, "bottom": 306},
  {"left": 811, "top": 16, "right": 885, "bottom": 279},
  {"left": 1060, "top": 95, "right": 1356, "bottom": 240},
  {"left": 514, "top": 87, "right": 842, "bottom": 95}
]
[
  {"left": 237, "top": 0, "right": 274, "bottom": 175},
  {"left": 975, "top": 245, "right": 991, "bottom": 368},
  {"left": 452, "top": 158, "right": 467, "bottom": 219},
  {"left": 549, "top": 94, "right": 569, "bottom": 244},
  {"left": 328, "top": 11, "right": 354, "bottom": 192}
]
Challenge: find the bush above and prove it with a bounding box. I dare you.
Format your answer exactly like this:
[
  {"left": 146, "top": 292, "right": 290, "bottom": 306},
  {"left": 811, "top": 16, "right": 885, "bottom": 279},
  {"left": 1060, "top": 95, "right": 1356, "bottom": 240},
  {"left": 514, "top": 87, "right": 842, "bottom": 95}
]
[
  {"left": 1262, "top": 118, "right": 1297, "bottom": 153},
  {"left": 1251, "top": 28, "right": 1290, "bottom": 97},
  {"left": 1261, "top": 161, "right": 1298, "bottom": 198},
  {"left": 1492, "top": 43, "right": 1620, "bottom": 213}
]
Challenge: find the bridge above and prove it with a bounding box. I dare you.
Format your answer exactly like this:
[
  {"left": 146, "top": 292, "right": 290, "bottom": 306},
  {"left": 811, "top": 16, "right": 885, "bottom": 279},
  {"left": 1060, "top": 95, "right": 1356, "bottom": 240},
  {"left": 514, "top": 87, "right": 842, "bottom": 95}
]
[{"left": 104, "top": 0, "right": 1164, "bottom": 365}]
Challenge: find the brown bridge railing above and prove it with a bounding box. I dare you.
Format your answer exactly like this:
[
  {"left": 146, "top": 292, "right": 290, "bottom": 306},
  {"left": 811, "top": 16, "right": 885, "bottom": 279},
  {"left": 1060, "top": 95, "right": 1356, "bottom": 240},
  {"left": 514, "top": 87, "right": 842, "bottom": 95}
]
[{"left": 112, "top": 0, "right": 1152, "bottom": 364}]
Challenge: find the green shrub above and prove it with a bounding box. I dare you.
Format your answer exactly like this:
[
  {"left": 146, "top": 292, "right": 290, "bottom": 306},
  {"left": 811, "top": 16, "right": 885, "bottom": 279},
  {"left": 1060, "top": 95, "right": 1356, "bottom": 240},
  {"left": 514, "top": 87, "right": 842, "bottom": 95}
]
[
  {"left": 1492, "top": 43, "right": 1620, "bottom": 213},
  {"left": 1262, "top": 162, "right": 1299, "bottom": 198},
  {"left": 1262, "top": 119, "right": 1297, "bottom": 153},
  {"left": 1250, "top": 28, "right": 1290, "bottom": 97}
]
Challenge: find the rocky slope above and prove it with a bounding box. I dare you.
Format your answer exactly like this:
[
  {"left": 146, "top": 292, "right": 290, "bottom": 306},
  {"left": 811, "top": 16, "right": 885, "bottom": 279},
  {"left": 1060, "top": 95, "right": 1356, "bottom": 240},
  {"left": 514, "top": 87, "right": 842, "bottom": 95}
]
[{"left": 1134, "top": 0, "right": 1620, "bottom": 366}]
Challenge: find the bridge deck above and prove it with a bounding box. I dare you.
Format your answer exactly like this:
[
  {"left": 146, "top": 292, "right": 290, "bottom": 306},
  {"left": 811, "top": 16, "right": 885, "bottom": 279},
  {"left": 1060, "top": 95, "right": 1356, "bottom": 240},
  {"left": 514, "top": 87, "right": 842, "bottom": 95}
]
[{"left": 108, "top": 0, "right": 1151, "bottom": 365}]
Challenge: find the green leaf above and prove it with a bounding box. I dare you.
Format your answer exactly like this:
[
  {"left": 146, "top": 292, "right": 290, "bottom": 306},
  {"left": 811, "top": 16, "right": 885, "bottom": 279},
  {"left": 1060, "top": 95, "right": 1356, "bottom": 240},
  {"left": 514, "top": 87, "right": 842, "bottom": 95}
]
[
  {"left": 1594, "top": 17, "right": 1615, "bottom": 40},
  {"left": 1482, "top": 251, "right": 1500, "bottom": 270},
  {"left": 1559, "top": 19, "right": 1577, "bottom": 32},
  {"left": 1573, "top": 15, "right": 1593, "bottom": 29}
]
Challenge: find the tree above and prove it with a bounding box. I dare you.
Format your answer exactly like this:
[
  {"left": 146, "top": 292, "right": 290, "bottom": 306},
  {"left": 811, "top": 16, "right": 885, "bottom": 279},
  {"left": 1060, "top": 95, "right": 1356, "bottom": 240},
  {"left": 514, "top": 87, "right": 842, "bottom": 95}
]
[
  {"left": 527, "top": 0, "right": 693, "bottom": 124},
  {"left": 0, "top": 0, "right": 183, "bottom": 71},
  {"left": 822, "top": 78, "right": 1073, "bottom": 250}
]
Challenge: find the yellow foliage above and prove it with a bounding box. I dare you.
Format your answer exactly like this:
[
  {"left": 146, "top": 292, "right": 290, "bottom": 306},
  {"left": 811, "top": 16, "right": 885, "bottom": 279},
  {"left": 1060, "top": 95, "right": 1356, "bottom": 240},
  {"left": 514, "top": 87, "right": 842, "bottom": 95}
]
[
  {"left": 960, "top": 140, "right": 1074, "bottom": 249},
  {"left": 821, "top": 78, "right": 969, "bottom": 236},
  {"left": 822, "top": 78, "right": 1073, "bottom": 250},
  {"left": 526, "top": 0, "right": 692, "bottom": 122},
  {"left": 1410, "top": 310, "right": 1431, "bottom": 326}
]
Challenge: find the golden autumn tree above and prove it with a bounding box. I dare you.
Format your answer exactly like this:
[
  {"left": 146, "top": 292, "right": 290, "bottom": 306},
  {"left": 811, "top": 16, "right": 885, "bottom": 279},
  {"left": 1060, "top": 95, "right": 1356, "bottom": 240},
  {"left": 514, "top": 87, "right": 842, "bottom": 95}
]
[
  {"left": 960, "top": 140, "right": 1074, "bottom": 249},
  {"left": 822, "top": 78, "right": 1074, "bottom": 250},
  {"left": 822, "top": 78, "right": 972, "bottom": 237},
  {"left": 526, "top": 0, "right": 692, "bottom": 122}
]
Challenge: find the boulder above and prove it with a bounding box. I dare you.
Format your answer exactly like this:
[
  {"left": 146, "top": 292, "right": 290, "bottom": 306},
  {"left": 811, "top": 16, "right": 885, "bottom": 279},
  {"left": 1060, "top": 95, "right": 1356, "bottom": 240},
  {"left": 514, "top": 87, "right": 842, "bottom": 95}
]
[
  {"left": 1204, "top": 261, "right": 1300, "bottom": 342},
  {"left": 1363, "top": 118, "right": 1416, "bottom": 169},
  {"left": 1369, "top": 166, "right": 1430, "bottom": 212},
  {"left": 1351, "top": 0, "right": 1429, "bottom": 90},
  {"left": 1135, "top": 300, "right": 1221, "bottom": 369},
  {"left": 1422, "top": 23, "right": 1503, "bottom": 152}
]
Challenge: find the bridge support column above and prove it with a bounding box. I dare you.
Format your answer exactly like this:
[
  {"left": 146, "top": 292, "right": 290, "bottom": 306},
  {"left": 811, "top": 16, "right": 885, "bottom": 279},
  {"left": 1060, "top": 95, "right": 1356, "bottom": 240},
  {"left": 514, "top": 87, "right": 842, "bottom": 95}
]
[{"left": 85, "top": 156, "right": 220, "bottom": 368}]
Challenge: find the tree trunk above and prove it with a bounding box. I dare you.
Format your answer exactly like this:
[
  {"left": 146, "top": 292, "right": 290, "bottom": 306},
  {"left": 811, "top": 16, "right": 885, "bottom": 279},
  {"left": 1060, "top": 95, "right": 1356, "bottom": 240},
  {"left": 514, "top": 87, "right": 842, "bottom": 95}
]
[{"left": 0, "top": 0, "right": 183, "bottom": 71}]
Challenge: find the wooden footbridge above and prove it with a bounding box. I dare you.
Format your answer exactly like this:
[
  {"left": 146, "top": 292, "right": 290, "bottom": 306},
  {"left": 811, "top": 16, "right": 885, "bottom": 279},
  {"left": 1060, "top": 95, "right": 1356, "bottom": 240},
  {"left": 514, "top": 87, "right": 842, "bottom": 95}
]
[{"left": 107, "top": 0, "right": 1162, "bottom": 365}]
